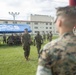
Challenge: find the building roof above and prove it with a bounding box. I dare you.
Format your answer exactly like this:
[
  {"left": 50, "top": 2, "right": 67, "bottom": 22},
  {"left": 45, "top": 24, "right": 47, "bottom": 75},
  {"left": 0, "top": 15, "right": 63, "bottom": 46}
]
[{"left": 0, "top": 19, "right": 52, "bottom": 23}]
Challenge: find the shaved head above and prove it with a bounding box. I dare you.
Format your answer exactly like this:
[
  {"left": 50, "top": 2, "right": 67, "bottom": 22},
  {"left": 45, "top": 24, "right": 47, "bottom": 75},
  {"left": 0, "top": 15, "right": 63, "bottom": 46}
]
[{"left": 56, "top": 6, "right": 76, "bottom": 28}]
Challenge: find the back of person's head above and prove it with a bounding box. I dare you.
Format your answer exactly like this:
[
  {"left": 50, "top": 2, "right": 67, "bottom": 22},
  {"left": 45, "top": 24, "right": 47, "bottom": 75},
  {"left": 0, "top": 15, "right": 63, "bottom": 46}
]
[
  {"left": 24, "top": 28, "right": 28, "bottom": 33},
  {"left": 37, "top": 31, "right": 40, "bottom": 35},
  {"left": 24, "top": 28, "right": 28, "bottom": 31},
  {"left": 56, "top": 6, "right": 76, "bottom": 29}
]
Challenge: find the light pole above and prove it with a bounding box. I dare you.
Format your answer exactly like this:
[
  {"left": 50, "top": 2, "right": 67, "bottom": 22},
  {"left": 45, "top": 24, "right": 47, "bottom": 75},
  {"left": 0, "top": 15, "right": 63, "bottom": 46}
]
[{"left": 9, "top": 12, "right": 20, "bottom": 24}]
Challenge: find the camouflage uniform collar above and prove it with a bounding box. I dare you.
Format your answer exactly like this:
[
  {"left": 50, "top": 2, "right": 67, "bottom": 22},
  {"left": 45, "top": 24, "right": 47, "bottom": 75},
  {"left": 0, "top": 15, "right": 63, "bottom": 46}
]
[{"left": 60, "top": 31, "right": 74, "bottom": 39}]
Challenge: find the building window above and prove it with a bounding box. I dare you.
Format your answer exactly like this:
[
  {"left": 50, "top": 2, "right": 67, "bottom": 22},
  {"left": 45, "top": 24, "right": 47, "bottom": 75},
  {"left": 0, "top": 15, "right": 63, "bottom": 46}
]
[
  {"left": 26, "top": 22, "right": 30, "bottom": 24},
  {"left": 46, "top": 23, "right": 48, "bottom": 25},
  {"left": 12, "top": 21, "right": 17, "bottom": 24},
  {"left": 35, "top": 31, "right": 38, "bottom": 33},
  {"left": 50, "top": 22, "right": 52, "bottom": 25},
  {"left": 46, "top": 27, "right": 48, "bottom": 29},
  {"left": 34, "top": 22, "right": 38, "bottom": 25},
  {"left": 50, "top": 27, "right": 52, "bottom": 29},
  {"left": 34, "top": 27, "right": 38, "bottom": 29},
  {"left": 4, "top": 21, "right": 8, "bottom": 24}
]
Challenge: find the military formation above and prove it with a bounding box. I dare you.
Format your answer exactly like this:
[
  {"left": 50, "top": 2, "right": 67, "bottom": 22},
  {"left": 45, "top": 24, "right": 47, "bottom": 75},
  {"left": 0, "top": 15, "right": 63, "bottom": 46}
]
[
  {"left": 2, "top": 33, "right": 21, "bottom": 45},
  {"left": 1, "top": 30, "right": 52, "bottom": 61}
]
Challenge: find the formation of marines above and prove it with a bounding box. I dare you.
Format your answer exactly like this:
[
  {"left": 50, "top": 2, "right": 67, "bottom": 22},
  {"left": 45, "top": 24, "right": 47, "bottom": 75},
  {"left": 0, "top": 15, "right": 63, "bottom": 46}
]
[{"left": 2, "top": 33, "right": 21, "bottom": 45}]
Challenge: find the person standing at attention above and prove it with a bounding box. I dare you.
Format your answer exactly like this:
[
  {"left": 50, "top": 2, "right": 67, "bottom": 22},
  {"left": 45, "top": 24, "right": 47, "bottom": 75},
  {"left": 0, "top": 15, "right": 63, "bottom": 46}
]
[{"left": 3, "top": 33, "right": 6, "bottom": 44}]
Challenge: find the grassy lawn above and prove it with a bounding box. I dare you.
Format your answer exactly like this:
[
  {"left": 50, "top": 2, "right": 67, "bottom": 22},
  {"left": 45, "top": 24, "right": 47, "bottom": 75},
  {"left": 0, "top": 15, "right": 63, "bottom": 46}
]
[
  {"left": 0, "top": 36, "right": 58, "bottom": 75},
  {"left": 0, "top": 45, "right": 38, "bottom": 75}
]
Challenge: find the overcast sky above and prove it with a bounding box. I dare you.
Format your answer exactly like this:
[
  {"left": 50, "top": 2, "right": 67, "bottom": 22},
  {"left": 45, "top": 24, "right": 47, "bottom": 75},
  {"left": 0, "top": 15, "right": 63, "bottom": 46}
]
[{"left": 0, "top": 0, "right": 68, "bottom": 20}]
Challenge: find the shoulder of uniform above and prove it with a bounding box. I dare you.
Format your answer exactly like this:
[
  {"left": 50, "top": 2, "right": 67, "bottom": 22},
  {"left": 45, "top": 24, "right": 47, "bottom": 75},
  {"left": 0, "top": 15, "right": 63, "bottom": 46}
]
[
  {"left": 39, "top": 39, "right": 59, "bottom": 59},
  {"left": 43, "top": 39, "right": 59, "bottom": 50}
]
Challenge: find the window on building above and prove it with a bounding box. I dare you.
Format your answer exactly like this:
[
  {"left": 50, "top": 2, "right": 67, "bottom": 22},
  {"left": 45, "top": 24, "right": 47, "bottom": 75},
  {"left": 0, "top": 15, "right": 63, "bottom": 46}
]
[
  {"left": 34, "top": 27, "right": 38, "bottom": 29},
  {"left": 50, "top": 27, "right": 52, "bottom": 29},
  {"left": 4, "top": 21, "right": 8, "bottom": 24},
  {"left": 46, "top": 27, "right": 48, "bottom": 29},
  {"left": 50, "top": 22, "right": 52, "bottom": 25},
  {"left": 34, "top": 22, "right": 38, "bottom": 25},
  {"left": 46, "top": 23, "right": 48, "bottom": 25},
  {"left": 35, "top": 31, "right": 38, "bottom": 33},
  {"left": 15, "top": 21, "right": 17, "bottom": 24},
  {"left": 13, "top": 21, "right": 17, "bottom": 24},
  {"left": 26, "top": 22, "right": 30, "bottom": 24}
]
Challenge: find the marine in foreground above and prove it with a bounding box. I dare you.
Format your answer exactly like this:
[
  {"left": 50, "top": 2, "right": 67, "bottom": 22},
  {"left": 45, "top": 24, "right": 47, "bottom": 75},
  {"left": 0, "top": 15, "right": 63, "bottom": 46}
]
[{"left": 36, "top": 6, "right": 76, "bottom": 75}]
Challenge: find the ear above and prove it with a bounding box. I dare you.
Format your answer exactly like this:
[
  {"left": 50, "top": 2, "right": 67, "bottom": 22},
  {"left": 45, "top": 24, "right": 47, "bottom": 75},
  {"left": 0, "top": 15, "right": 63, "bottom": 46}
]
[{"left": 58, "top": 19, "right": 62, "bottom": 27}]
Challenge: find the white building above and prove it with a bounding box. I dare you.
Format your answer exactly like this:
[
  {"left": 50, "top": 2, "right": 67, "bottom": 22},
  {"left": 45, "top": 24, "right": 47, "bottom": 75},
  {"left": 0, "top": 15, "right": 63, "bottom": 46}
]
[{"left": 0, "top": 14, "right": 57, "bottom": 35}]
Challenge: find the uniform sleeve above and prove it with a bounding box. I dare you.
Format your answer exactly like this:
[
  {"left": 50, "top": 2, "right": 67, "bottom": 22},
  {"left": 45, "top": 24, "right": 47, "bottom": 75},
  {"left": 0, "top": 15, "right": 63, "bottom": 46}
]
[
  {"left": 36, "top": 44, "right": 57, "bottom": 75},
  {"left": 36, "top": 65, "right": 52, "bottom": 75},
  {"left": 36, "top": 49, "right": 52, "bottom": 75}
]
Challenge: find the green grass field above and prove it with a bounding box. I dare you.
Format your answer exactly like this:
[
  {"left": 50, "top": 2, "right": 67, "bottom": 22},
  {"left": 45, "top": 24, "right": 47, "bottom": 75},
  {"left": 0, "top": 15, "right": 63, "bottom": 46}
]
[
  {"left": 0, "top": 45, "right": 38, "bottom": 75},
  {"left": 0, "top": 36, "right": 58, "bottom": 75}
]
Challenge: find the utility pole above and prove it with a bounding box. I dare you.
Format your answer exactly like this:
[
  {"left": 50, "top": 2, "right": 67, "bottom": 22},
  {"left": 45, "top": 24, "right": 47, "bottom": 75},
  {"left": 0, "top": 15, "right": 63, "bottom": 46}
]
[{"left": 9, "top": 12, "right": 20, "bottom": 24}]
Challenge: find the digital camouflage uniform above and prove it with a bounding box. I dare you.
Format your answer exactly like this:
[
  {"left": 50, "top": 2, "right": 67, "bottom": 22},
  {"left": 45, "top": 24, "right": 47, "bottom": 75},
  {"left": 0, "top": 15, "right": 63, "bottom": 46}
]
[
  {"left": 3, "top": 34, "right": 6, "bottom": 44},
  {"left": 42, "top": 32, "right": 46, "bottom": 42},
  {"left": 36, "top": 31, "right": 76, "bottom": 75},
  {"left": 47, "top": 32, "right": 49, "bottom": 41},
  {"left": 49, "top": 32, "right": 53, "bottom": 41},
  {"left": 21, "top": 33, "right": 31, "bottom": 60},
  {"left": 34, "top": 33, "right": 43, "bottom": 54}
]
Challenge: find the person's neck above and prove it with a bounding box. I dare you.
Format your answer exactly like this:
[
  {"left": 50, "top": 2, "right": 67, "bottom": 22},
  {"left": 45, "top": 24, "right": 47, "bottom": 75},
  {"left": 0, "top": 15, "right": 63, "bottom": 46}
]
[{"left": 59, "top": 28, "right": 73, "bottom": 36}]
